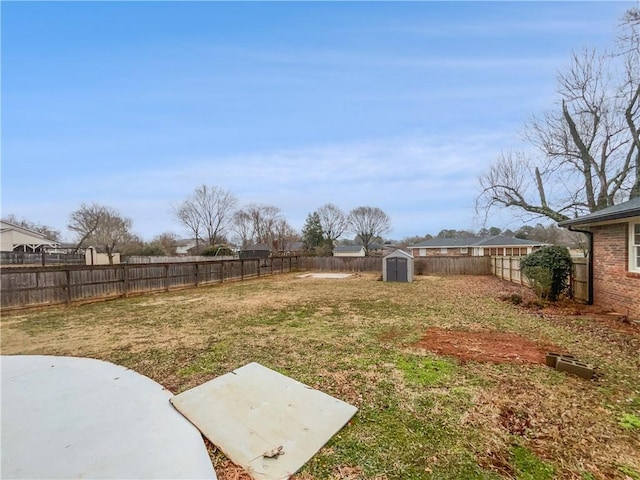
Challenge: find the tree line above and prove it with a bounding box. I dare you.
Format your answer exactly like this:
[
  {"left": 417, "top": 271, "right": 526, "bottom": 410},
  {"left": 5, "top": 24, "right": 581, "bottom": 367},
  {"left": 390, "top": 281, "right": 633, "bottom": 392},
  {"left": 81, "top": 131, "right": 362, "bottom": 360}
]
[
  {"left": 398, "top": 224, "right": 585, "bottom": 250},
  {"left": 2, "top": 187, "right": 393, "bottom": 263},
  {"left": 4, "top": 203, "right": 584, "bottom": 265}
]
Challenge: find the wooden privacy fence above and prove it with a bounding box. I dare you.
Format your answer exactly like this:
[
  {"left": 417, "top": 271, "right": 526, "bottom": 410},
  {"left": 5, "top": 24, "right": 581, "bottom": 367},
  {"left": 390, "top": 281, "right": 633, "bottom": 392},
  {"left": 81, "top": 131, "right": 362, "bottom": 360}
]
[
  {"left": 491, "top": 256, "right": 589, "bottom": 302},
  {"left": 124, "top": 255, "right": 236, "bottom": 264},
  {"left": 415, "top": 256, "right": 491, "bottom": 275},
  {"left": 0, "top": 251, "right": 85, "bottom": 266},
  {"left": 299, "top": 256, "right": 381, "bottom": 272},
  {"left": 1, "top": 257, "right": 299, "bottom": 311},
  {"left": 300, "top": 255, "right": 492, "bottom": 275}
]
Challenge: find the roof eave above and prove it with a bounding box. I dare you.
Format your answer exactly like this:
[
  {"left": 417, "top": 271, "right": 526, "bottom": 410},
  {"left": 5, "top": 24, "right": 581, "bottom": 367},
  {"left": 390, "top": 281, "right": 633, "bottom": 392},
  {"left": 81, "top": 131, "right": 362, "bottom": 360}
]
[{"left": 558, "top": 209, "right": 640, "bottom": 228}]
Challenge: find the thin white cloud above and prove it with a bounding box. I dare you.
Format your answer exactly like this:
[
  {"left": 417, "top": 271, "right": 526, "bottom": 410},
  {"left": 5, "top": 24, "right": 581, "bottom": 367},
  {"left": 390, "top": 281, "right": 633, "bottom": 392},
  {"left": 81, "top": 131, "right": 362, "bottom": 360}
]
[{"left": 53, "top": 130, "right": 514, "bottom": 239}]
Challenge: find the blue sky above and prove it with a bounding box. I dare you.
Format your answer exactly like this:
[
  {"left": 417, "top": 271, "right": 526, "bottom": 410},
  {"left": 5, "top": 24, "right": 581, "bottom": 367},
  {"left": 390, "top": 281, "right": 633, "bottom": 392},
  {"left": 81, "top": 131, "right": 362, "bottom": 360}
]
[{"left": 1, "top": 1, "right": 634, "bottom": 242}]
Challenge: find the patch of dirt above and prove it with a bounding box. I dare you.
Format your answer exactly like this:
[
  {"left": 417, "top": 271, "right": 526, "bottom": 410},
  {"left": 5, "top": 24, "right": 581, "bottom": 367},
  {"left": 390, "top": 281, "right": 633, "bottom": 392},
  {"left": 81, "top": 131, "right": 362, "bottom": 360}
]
[{"left": 413, "top": 327, "right": 562, "bottom": 365}]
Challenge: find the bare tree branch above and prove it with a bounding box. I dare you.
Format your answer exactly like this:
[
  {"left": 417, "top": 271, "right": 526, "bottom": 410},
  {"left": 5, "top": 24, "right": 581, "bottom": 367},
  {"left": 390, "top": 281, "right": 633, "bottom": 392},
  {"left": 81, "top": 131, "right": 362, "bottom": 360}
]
[{"left": 478, "top": 13, "right": 639, "bottom": 222}]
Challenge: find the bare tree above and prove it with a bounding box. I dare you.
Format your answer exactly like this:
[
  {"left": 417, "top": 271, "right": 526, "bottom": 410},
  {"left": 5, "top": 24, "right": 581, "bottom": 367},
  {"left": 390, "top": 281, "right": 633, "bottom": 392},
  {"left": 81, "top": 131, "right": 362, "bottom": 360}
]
[
  {"left": 68, "top": 203, "right": 134, "bottom": 264},
  {"left": 347, "top": 206, "right": 391, "bottom": 253},
  {"left": 317, "top": 203, "right": 348, "bottom": 247},
  {"left": 245, "top": 204, "right": 282, "bottom": 245},
  {"left": 173, "top": 201, "right": 202, "bottom": 249},
  {"left": 231, "top": 210, "right": 253, "bottom": 248},
  {"left": 273, "top": 218, "right": 299, "bottom": 253},
  {"left": 152, "top": 232, "right": 179, "bottom": 255},
  {"left": 619, "top": 7, "right": 640, "bottom": 197},
  {"left": 477, "top": 9, "right": 640, "bottom": 222},
  {"left": 173, "top": 185, "right": 237, "bottom": 247},
  {"left": 230, "top": 204, "right": 287, "bottom": 249},
  {"left": 68, "top": 203, "right": 107, "bottom": 252},
  {"left": 192, "top": 185, "right": 238, "bottom": 245}
]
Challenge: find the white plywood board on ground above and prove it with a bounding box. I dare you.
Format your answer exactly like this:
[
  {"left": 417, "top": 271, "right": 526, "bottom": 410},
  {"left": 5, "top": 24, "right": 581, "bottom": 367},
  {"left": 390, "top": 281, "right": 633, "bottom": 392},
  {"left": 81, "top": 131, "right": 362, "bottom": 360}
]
[
  {"left": 170, "top": 362, "right": 358, "bottom": 480},
  {"left": 1, "top": 355, "right": 216, "bottom": 480}
]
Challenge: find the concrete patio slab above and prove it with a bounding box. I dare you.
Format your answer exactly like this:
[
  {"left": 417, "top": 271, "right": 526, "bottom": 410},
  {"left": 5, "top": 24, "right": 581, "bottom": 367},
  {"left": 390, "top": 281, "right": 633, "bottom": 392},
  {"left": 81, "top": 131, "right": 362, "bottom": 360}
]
[
  {"left": 296, "top": 273, "right": 352, "bottom": 279},
  {"left": 171, "top": 362, "right": 357, "bottom": 480},
  {"left": 1, "top": 355, "right": 216, "bottom": 479}
]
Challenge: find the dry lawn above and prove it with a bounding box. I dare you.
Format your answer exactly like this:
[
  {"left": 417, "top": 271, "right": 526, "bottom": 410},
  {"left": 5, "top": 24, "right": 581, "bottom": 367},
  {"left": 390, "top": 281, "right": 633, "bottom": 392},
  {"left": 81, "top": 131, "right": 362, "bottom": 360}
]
[{"left": 2, "top": 273, "right": 639, "bottom": 480}]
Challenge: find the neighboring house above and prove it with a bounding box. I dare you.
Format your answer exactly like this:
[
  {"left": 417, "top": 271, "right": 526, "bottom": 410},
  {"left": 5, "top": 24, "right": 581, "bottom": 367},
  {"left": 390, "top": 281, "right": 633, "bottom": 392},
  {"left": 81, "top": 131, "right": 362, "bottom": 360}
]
[
  {"left": 408, "top": 236, "right": 546, "bottom": 258},
  {"left": 271, "top": 240, "right": 304, "bottom": 256},
  {"left": 240, "top": 243, "right": 271, "bottom": 259},
  {"left": 559, "top": 197, "right": 640, "bottom": 320},
  {"left": 282, "top": 241, "right": 305, "bottom": 256},
  {"left": 367, "top": 243, "right": 387, "bottom": 257},
  {"left": 333, "top": 245, "right": 366, "bottom": 257},
  {"left": 0, "top": 220, "right": 59, "bottom": 252},
  {"left": 175, "top": 239, "right": 199, "bottom": 255}
]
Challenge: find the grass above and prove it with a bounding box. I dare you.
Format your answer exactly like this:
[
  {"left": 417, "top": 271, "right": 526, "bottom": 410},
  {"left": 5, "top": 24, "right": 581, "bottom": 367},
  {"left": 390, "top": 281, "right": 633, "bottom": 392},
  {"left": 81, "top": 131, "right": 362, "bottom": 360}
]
[
  {"left": 510, "top": 445, "right": 555, "bottom": 480},
  {"left": 2, "top": 273, "right": 639, "bottom": 479}
]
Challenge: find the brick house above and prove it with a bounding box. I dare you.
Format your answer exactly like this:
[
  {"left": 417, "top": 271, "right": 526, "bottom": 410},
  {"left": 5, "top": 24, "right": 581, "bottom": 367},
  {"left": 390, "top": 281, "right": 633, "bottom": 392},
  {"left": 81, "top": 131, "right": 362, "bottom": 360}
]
[
  {"left": 408, "top": 236, "right": 545, "bottom": 258},
  {"left": 559, "top": 197, "right": 640, "bottom": 320}
]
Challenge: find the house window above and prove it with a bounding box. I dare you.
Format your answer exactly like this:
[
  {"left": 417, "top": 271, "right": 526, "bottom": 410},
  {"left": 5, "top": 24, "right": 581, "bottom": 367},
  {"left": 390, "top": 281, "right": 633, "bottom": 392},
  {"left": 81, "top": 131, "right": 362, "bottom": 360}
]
[
  {"left": 440, "top": 248, "right": 448, "bottom": 254},
  {"left": 460, "top": 247, "right": 468, "bottom": 254},
  {"left": 631, "top": 223, "right": 640, "bottom": 273}
]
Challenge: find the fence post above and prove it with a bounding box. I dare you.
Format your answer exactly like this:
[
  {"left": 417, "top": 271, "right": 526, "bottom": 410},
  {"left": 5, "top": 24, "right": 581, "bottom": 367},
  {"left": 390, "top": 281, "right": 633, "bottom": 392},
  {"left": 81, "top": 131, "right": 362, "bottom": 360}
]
[
  {"left": 270, "top": 258, "right": 273, "bottom": 276},
  {"left": 257, "top": 259, "right": 261, "bottom": 278},
  {"left": 221, "top": 261, "right": 225, "bottom": 283},
  {"left": 123, "top": 264, "right": 129, "bottom": 297},
  {"left": 519, "top": 258, "right": 523, "bottom": 285},
  {"left": 241, "top": 259, "right": 244, "bottom": 280},
  {"left": 195, "top": 263, "right": 199, "bottom": 287},
  {"left": 569, "top": 263, "right": 575, "bottom": 300},
  {"left": 508, "top": 257, "right": 512, "bottom": 282},
  {"left": 281, "top": 257, "right": 284, "bottom": 274},
  {"left": 165, "top": 264, "right": 170, "bottom": 292},
  {"left": 66, "top": 269, "right": 72, "bottom": 305}
]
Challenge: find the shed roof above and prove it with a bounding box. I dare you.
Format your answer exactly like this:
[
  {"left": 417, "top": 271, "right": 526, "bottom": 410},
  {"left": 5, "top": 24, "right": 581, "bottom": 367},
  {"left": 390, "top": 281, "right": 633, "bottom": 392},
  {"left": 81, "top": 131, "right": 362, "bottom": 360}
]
[
  {"left": 558, "top": 197, "right": 640, "bottom": 228},
  {"left": 383, "top": 249, "right": 414, "bottom": 259}
]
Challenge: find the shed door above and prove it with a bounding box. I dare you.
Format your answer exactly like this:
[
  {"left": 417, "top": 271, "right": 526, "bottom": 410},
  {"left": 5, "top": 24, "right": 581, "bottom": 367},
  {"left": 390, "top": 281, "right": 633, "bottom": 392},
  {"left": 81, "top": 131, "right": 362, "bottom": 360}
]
[{"left": 386, "top": 257, "right": 408, "bottom": 282}]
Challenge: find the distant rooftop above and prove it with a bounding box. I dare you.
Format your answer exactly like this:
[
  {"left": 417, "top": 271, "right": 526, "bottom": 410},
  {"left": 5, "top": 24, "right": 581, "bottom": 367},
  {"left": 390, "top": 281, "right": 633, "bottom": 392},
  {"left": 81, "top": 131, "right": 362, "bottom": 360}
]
[
  {"left": 333, "top": 245, "right": 365, "bottom": 253},
  {"left": 409, "top": 236, "right": 546, "bottom": 248}
]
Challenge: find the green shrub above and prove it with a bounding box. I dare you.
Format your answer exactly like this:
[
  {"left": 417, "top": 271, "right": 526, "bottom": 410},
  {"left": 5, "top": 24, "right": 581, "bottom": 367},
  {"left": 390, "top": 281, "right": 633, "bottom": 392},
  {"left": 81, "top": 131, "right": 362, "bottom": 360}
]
[
  {"left": 139, "top": 244, "right": 165, "bottom": 256},
  {"left": 520, "top": 246, "right": 572, "bottom": 301}
]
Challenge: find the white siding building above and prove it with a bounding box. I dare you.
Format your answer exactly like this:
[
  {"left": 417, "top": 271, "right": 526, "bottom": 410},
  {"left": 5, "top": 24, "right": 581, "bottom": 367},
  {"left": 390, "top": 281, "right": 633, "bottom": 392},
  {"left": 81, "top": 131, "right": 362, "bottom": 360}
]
[{"left": 0, "top": 221, "right": 59, "bottom": 252}]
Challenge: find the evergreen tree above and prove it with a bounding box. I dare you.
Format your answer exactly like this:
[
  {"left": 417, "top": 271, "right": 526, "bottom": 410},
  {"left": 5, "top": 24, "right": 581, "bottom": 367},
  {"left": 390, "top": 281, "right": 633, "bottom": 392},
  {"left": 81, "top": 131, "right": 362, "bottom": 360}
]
[{"left": 301, "top": 212, "right": 324, "bottom": 252}]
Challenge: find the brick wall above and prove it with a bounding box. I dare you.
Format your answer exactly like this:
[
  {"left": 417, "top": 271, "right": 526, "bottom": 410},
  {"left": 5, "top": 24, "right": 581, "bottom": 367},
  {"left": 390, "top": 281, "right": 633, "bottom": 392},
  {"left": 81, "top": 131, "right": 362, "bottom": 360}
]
[{"left": 591, "top": 223, "right": 640, "bottom": 320}]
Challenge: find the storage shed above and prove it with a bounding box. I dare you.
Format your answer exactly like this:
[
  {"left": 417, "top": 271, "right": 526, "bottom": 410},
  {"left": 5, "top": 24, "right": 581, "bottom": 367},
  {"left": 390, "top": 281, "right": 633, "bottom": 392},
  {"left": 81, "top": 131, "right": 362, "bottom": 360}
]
[{"left": 383, "top": 250, "right": 414, "bottom": 282}]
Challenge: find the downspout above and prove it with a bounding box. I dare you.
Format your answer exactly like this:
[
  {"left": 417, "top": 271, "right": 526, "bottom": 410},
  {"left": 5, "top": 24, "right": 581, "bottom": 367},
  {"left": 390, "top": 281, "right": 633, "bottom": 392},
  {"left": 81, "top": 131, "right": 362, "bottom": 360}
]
[{"left": 567, "top": 226, "right": 594, "bottom": 305}]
